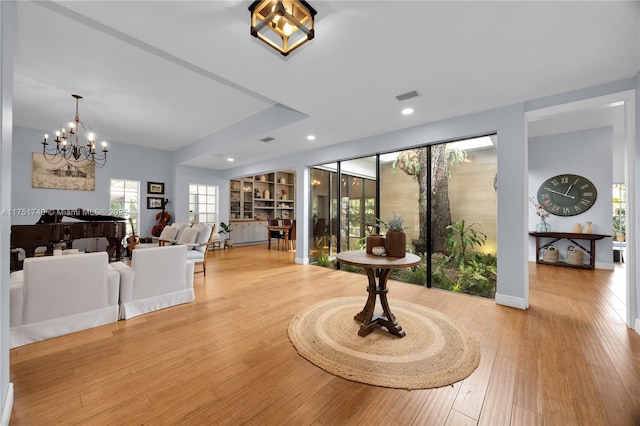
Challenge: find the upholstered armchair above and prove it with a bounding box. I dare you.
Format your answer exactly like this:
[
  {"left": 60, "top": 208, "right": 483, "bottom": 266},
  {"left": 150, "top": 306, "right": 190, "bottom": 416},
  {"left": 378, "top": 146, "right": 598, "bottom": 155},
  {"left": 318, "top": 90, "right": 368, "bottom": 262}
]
[
  {"left": 185, "top": 223, "right": 219, "bottom": 276},
  {"left": 111, "top": 245, "right": 194, "bottom": 319},
  {"left": 9, "top": 252, "right": 120, "bottom": 348}
]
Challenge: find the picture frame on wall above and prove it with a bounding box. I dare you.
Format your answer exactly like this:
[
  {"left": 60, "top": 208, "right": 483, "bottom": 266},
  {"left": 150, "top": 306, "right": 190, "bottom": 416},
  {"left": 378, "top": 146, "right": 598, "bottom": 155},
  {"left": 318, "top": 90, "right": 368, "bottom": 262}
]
[
  {"left": 147, "top": 181, "right": 164, "bottom": 194},
  {"left": 147, "top": 197, "right": 165, "bottom": 209},
  {"left": 31, "top": 153, "right": 96, "bottom": 191}
]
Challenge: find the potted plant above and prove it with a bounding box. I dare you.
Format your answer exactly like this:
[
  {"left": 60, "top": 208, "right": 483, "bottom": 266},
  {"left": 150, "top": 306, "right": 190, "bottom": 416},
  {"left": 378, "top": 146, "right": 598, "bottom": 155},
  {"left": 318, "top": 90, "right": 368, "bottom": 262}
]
[
  {"left": 219, "top": 222, "right": 233, "bottom": 248},
  {"left": 382, "top": 212, "right": 408, "bottom": 257}
]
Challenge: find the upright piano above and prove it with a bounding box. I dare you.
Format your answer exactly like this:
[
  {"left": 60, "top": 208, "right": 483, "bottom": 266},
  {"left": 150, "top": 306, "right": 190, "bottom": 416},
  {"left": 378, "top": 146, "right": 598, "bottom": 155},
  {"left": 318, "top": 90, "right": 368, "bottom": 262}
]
[{"left": 10, "top": 210, "right": 126, "bottom": 262}]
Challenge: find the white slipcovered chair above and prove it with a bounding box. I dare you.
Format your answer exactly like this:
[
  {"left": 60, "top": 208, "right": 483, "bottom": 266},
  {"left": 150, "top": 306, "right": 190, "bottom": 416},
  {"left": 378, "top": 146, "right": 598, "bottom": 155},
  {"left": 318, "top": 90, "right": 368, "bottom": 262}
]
[
  {"left": 9, "top": 252, "right": 120, "bottom": 348},
  {"left": 185, "top": 223, "right": 219, "bottom": 276},
  {"left": 111, "top": 245, "right": 194, "bottom": 319}
]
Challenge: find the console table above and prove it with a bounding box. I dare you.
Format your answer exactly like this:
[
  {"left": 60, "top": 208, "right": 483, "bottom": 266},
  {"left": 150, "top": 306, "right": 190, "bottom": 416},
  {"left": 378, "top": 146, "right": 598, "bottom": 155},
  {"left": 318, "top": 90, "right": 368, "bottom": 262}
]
[{"left": 529, "top": 232, "right": 610, "bottom": 270}]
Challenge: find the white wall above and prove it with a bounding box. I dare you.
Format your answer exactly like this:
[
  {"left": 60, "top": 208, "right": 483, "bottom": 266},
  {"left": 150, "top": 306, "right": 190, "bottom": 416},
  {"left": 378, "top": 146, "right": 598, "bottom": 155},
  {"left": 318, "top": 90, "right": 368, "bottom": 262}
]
[{"left": 0, "top": 1, "right": 13, "bottom": 421}]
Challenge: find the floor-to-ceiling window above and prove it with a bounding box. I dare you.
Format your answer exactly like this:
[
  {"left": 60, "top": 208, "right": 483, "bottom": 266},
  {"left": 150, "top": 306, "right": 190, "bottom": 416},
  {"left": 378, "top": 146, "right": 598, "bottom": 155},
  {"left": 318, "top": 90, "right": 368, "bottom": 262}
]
[{"left": 310, "top": 135, "right": 498, "bottom": 298}]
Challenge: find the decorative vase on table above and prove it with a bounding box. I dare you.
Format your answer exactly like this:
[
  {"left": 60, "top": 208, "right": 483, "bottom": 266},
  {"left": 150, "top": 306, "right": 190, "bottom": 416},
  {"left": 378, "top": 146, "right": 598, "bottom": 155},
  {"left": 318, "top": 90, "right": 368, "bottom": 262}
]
[
  {"left": 584, "top": 221, "right": 592, "bottom": 234},
  {"left": 536, "top": 218, "right": 551, "bottom": 233},
  {"left": 385, "top": 230, "right": 406, "bottom": 258}
]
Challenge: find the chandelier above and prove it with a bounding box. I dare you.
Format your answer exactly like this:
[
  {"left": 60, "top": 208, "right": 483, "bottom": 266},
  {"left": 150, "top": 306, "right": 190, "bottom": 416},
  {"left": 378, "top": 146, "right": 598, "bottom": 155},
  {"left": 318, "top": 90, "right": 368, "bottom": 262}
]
[
  {"left": 41, "top": 94, "right": 109, "bottom": 168},
  {"left": 249, "top": 0, "right": 316, "bottom": 57}
]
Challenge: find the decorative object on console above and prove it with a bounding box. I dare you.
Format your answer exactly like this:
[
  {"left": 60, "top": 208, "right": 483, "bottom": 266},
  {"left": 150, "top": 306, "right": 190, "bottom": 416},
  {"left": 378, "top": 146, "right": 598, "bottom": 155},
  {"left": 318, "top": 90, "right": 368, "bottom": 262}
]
[
  {"left": 584, "top": 221, "right": 592, "bottom": 234},
  {"left": 40, "top": 94, "right": 108, "bottom": 167},
  {"left": 566, "top": 246, "right": 584, "bottom": 265},
  {"left": 542, "top": 246, "right": 559, "bottom": 263},
  {"left": 573, "top": 223, "right": 582, "bottom": 234},
  {"left": 529, "top": 197, "right": 550, "bottom": 232},
  {"left": 249, "top": 0, "right": 317, "bottom": 57}
]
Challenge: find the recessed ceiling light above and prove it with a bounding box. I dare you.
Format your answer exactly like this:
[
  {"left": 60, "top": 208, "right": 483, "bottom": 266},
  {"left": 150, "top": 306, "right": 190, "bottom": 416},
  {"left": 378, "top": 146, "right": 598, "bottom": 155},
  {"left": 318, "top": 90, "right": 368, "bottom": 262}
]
[
  {"left": 401, "top": 108, "right": 414, "bottom": 115},
  {"left": 227, "top": 157, "right": 234, "bottom": 162},
  {"left": 307, "top": 135, "right": 316, "bottom": 141}
]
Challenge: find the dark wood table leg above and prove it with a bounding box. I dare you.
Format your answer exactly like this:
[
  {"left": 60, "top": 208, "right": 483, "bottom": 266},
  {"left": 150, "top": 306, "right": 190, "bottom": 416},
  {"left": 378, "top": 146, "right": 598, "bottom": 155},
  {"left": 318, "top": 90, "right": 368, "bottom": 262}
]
[{"left": 354, "top": 268, "right": 406, "bottom": 338}]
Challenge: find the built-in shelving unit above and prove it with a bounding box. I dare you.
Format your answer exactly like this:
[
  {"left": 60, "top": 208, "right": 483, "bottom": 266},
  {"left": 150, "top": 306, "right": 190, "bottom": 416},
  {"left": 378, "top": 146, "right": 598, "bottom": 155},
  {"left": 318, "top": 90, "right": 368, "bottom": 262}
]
[
  {"left": 228, "top": 170, "right": 296, "bottom": 244},
  {"left": 229, "top": 171, "right": 295, "bottom": 221}
]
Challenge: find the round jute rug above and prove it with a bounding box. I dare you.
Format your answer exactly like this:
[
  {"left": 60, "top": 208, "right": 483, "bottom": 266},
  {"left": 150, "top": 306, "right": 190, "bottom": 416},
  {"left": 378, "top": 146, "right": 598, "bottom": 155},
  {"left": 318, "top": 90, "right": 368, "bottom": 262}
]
[{"left": 288, "top": 297, "right": 481, "bottom": 390}]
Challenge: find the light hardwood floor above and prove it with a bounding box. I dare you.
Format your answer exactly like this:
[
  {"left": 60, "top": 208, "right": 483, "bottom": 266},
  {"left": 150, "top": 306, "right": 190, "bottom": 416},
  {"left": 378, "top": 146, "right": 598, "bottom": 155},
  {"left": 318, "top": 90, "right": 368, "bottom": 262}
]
[{"left": 9, "top": 245, "right": 640, "bottom": 425}]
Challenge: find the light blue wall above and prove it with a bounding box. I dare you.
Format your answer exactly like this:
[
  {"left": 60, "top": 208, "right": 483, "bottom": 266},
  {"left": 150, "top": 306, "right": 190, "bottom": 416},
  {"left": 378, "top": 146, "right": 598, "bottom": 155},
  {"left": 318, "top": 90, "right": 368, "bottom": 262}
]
[
  {"left": 529, "top": 127, "right": 614, "bottom": 268},
  {"left": 172, "top": 164, "right": 226, "bottom": 226},
  {"left": 13, "top": 126, "right": 172, "bottom": 237},
  {"left": 223, "top": 103, "right": 530, "bottom": 308}
]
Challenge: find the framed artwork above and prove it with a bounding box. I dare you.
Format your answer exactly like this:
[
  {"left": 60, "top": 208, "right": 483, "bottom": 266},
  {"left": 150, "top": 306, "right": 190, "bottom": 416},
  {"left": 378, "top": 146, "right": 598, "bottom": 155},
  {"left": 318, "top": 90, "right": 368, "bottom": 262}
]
[
  {"left": 147, "top": 197, "right": 165, "bottom": 209},
  {"left": 31, "top": 153, "right": 96, "bottom": 191},
  {"left": 147, "top": 181, "right": 164, "bottom": 194}
]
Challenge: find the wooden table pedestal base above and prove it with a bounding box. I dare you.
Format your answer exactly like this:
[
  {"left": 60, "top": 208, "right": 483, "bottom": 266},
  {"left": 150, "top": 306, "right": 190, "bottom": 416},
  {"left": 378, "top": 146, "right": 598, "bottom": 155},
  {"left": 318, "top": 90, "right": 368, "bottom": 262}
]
[{"left": 354, "top": 268, "right": 405, "bottom": 337}]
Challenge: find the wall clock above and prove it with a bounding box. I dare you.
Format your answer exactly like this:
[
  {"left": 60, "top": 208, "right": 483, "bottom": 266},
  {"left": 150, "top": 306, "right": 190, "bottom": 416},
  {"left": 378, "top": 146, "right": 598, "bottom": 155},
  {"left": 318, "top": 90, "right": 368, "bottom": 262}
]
[{"left": 536, "top": 174, "right": 597, "bottom": 217}]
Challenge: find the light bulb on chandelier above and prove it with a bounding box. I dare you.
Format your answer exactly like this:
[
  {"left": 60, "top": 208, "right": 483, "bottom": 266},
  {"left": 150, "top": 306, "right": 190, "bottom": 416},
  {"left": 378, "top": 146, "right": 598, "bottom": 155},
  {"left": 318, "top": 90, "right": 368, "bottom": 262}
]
[{"left": 41, "top": 94, "right": 109, "bottom": 168}]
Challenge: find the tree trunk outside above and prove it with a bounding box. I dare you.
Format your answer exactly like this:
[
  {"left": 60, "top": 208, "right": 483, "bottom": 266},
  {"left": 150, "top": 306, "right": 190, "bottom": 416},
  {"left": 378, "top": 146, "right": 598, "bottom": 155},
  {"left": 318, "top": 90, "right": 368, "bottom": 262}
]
[
  {"left": 397, "top": 146, "right": 452, "bottom": 254},
  {"left": 429, "top": 145, "right": 452, "bottom": 253}
]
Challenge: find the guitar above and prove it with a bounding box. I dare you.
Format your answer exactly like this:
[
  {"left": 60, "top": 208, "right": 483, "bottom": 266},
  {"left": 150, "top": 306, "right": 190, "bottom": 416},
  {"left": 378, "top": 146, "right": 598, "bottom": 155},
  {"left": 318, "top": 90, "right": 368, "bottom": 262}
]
[
  {"left": 151, "top": 199, "right": 171, "bottom": 237},
  {"left": 127, "top": 217, "right": 140, "bottom": 254}
]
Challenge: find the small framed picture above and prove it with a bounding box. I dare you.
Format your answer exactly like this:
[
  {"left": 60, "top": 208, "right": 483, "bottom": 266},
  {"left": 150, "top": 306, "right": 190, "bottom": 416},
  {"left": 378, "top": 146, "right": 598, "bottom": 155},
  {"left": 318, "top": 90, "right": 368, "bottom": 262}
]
[
  {"left": 147, "top": 181, "right": 164, "bottom": 194},
  {"left": 147, "top": 197, "right": 165, "bottom": 210}
]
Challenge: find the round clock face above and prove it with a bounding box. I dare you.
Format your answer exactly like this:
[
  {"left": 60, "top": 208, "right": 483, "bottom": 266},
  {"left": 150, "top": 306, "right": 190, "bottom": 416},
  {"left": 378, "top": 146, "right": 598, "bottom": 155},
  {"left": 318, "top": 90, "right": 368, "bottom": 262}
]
[{"left": 536, "top": 174, "right": 597, "bottom": 217}]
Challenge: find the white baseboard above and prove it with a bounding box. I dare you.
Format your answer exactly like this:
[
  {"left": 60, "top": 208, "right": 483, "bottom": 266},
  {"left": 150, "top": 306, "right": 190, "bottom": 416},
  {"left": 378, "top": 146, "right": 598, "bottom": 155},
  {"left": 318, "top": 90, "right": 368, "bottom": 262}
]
[
  {"left": 495, "top": 293, "right": 528, "bottom": 310},
  {"left": 594, "top": 261, "right": 614, "bottom": 270},
  {"left": 295, "top": 256, "right": 309, "bottom": 265},
  {"left": 635, "top": 318, "right": 640, "bottom": 336},
  {"left": 1, "top": 383, "right": 13, "bottom": 426}
]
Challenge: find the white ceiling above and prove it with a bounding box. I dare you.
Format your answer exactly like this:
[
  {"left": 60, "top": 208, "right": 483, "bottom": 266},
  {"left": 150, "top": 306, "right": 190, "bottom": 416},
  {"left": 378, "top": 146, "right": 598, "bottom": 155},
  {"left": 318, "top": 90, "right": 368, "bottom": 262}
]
[{"left": 12, "top": 1, "right": 640, "bottom": 171}]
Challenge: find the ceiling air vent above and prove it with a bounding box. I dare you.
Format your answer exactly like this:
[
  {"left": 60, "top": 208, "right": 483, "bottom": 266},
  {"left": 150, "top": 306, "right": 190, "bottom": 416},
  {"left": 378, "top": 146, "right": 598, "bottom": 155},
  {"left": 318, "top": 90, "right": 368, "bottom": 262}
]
[
  {"left": 395, "top": 90, "right": 420, "bottom": 101},
  {"left": 260, "top": 137, "right": 275, "bottom": 143}
]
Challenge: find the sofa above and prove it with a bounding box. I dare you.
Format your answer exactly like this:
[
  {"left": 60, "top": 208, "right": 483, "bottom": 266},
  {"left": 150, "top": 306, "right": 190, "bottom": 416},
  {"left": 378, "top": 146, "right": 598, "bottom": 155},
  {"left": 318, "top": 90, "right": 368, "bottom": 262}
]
[
  {"left": 9, "top": 252, "right": 120, "bottom": 348},
  {"left": 111, "top": 245, "right": 194, "bottom": 319}
]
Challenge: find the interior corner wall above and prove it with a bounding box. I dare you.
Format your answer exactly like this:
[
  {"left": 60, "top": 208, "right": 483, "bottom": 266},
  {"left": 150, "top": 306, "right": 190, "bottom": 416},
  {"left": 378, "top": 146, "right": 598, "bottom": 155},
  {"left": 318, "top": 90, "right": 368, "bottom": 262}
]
[
  {"left": 528, "top": 127, "right": 614, "bottom": 269},
  {"left": 12, "top": 126, "right": 173, "bottom": 237},
  {"left": 172, "top": 165, "right": 226, "bottom": 226}
]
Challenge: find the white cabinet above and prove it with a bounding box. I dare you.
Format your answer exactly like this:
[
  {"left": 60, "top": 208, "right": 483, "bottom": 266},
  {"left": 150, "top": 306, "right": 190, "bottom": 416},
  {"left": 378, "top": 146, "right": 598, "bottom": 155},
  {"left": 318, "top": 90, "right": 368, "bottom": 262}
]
[{"left": 229, "top": 220, "right": 268, "bottom": 244}]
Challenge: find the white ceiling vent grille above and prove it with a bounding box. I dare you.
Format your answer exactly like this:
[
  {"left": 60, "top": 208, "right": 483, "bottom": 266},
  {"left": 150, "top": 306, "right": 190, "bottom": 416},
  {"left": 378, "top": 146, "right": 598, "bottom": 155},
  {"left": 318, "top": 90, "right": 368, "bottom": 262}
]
[
  {"left": 395, "top": 90, "right": 420, "bottom": 101},
  {"left": 260, "top": 137, "right": 275, "bottom": 143}
]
